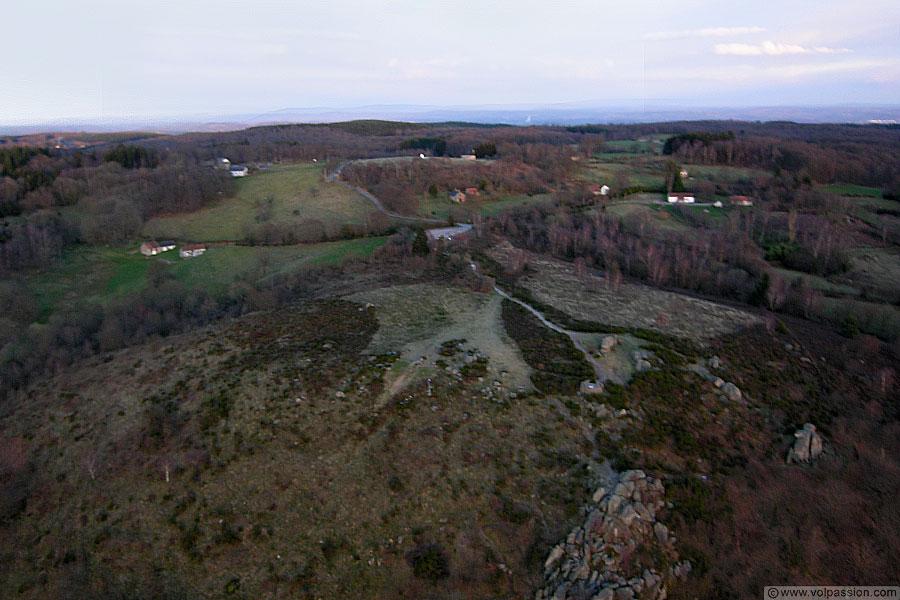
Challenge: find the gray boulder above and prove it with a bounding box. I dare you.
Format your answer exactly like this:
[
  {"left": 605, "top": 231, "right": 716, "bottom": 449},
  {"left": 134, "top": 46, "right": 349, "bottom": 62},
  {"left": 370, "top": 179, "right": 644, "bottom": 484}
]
[
  {"left": 600, "top": 336, "right": 618, "bottom": 354},
  {"left": 787, "top": 423, "right": 824, "bottom": 463},
  {"left": 721, "top": 382, "right": 742, "bottom": 402}
]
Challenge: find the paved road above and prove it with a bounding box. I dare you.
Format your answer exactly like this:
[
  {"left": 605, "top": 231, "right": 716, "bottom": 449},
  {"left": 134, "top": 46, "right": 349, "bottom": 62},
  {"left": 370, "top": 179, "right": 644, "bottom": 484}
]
[{"left": 328, "top": 162, "right": 448, "bottom": 224}]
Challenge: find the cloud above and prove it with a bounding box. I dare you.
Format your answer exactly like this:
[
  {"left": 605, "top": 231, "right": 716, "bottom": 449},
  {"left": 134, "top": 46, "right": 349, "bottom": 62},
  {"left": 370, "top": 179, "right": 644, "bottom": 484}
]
[
  {"left": 640, "top": 58, "right": 898, "bottom": 86},
  {"left": 644, "top": 26, "right": 766, "bottom": 40},
  {"left": 715, "top": 40, "right": 851, "bottom": 56}
]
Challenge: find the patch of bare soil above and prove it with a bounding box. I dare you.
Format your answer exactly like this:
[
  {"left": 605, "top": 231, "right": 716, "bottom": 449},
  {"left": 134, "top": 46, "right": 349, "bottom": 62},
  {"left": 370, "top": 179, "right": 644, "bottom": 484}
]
[{"left": 346, "top": 283, "right": 533, "bottom": 394}]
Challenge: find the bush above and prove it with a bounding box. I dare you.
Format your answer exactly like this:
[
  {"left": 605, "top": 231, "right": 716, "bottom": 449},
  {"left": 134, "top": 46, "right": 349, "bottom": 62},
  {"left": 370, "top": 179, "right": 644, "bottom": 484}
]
[
  {"left": 407, "top": 543, "right": 450, "bottom": 581},
  {"left": 840, "top": 315, "right": 860, "bottom": 338}
]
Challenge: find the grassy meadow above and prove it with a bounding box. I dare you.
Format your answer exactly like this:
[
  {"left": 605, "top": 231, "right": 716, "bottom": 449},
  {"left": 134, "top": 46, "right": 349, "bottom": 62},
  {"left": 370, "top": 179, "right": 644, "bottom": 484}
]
[
  {"left": 22, "top": 238, "right": 388, "bottom": 321},
  {"left": 142, "top": 164, "right": 375, "bottom": 241}
]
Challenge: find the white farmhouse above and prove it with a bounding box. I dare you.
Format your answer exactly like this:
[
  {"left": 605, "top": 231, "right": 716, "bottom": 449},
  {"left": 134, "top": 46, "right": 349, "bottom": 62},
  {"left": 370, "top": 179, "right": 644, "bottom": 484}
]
[
  {"left": 667, "top": 192, "right": 695, "bottom": 204},
  {"left": 179, "top": 244, "right": 206, "bottom": 259}
]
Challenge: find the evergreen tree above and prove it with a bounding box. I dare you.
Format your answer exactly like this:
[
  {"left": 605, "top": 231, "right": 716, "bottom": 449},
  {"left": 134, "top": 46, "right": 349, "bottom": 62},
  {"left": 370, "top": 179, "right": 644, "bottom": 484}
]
[{"left": 412, "top": 227, "right": 429, "bottom": 256}]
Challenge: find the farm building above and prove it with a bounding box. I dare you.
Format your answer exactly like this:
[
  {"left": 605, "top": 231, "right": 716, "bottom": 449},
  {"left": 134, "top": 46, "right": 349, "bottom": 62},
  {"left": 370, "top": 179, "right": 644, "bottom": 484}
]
[
  {"left": 464, "top": 187, "right": 480, "bottom": 196},
  {"left": 140, "top": 241, "right": 160, "bottom": 256},
  {"left": 179, "top": 244, "right": 207, "bottom": 259},
  {"left": 449, "top": 189, "right": 466, "bottom": 203},
  {"left": 590, "top": 184, "right": 610, "bottom": 196},
  {"left": 229, "top": 165, "right": 249, "bottom": 177},
  {"left": 140, "top": 240, "right": 176, "bottom": 256},
  {"left": 215, "top": 157, "right": 231, "bottom": 170},
  {"left": 667, "top": 192, "right": 695, "bottom": 204},
  {"left": 460, "top": 154, "right": 477, "bottom": 160},
  {"left": 730, "top": 195, "right": 754, "bottom": 206}
]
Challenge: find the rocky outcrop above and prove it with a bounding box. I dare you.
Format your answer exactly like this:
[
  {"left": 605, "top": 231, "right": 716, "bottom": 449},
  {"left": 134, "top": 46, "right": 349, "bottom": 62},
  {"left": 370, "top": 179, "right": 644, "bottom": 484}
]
[
  {"left": 631, "top": 350, "right": 654, "bottom": 373},
  {"left": 786, "top": 423, "right": 824, "bottom": 464},
  {"left": 600, "top": 336, "right": 619, "bottom": 354},
  {"left": 687, "top": 364, "right": 742, "bottom": 402},
  {"left": 721, "top": 382, "right": 742, "bottom": 402},
  {"left": 537, "top": 470, "right": 689, "bottom": 600}
]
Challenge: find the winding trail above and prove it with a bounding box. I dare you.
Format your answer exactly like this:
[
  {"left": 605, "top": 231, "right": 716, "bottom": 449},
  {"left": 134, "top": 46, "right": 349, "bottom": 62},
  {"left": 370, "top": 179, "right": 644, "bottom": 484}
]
[
  {"left": 470, "top": 263, "right": 605, "bottom": 385},
  {"left": 328, "top": 162, "right": 448, "bottom": 224}
]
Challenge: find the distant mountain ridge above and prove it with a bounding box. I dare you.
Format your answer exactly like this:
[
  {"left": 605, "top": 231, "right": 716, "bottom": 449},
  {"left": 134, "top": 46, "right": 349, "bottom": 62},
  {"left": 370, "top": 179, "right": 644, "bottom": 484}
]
[{"left": 2, "top": 102, "right": 900, "bottom": 135}]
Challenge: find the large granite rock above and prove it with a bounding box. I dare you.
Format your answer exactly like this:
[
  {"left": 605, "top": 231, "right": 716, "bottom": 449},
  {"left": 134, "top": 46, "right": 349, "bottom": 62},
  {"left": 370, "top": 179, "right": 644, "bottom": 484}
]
[
  {"left": 535, "top": 470, "right": 688, "bottom": 600},
  {"left": 787, "top": 423, "right": 824, "bottom": 464}
]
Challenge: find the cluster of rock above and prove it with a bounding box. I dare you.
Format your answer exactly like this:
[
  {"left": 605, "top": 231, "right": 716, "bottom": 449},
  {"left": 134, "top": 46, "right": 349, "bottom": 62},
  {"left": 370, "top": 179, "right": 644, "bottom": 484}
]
[
  {"left": 630, "top": 350, "right": 654, "bottom": 373},
  {"left": 537, "top": 470, "right": 689, "bottom": 600},
  {"left": 687, "top": 357, "right": 743, "bottom": 402},
  {"left": 786, "top": 423, "right": 824, "bottom": 464},
  {"left": 599, "top": 335, "right": 619, "bottom": 355}
]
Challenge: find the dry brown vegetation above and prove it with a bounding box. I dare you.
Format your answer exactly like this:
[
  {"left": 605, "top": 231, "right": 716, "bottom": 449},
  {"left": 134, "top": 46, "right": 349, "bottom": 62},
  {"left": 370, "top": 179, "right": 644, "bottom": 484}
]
[{"left": 0, "top": 296, "right": 598, "bottom": 599}]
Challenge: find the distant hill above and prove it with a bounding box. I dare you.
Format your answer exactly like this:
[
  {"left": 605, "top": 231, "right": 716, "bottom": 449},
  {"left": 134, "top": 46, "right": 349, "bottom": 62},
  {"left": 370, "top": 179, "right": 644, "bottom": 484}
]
[{"left": 3, "top": 103, "right": 900, "bottom": 136}]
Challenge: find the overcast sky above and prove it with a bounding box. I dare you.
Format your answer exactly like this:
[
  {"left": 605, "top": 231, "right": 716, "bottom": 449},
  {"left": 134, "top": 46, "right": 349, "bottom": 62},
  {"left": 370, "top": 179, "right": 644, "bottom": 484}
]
[{"left": 4, "top": 0, "right": 899, "bottom": 123}]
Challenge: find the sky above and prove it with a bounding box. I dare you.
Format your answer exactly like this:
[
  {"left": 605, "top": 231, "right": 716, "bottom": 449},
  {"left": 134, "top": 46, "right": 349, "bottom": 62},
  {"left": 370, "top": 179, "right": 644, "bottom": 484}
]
[{"left": 3, "top": 0, "right": 900, "bottom": 124}]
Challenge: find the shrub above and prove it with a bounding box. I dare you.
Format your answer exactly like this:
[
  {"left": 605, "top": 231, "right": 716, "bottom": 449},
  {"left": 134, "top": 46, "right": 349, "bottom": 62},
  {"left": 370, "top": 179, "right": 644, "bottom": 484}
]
[
  {"left": 840, "top": 315, "right": 860, "bottom": 338},
  {"left": 407, "top": 543, "right": 450, "bottom": 581}
]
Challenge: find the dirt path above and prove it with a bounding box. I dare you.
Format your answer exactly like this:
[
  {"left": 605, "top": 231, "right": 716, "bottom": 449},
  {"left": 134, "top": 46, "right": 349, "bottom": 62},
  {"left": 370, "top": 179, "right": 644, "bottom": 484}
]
[
  {"left": 470, "top": 263, "right": 605, "bottom": 386},
  {"left": 328, "top": 162, "right": 447, "bottom": 224}
]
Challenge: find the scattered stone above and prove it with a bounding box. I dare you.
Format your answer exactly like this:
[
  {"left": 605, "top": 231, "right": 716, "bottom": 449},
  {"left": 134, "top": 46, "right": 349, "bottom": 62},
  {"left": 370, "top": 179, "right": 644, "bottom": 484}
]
[
  {"left": 787, "top": 423, "right": 824, "bottom": 464},
  {"left": 635, "top": 360, "right": 652, "bottom": 372},
  {"left": 630, "top": 349, "right": 652, "bottom": 363},
  {"left": 707, "top": 356, "right": 722, "bottom": 369}
]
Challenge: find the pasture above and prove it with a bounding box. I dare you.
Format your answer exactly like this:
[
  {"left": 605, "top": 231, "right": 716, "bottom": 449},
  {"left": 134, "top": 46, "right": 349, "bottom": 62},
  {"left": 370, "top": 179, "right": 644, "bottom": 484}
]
[
  {"left": 142, "top": 163, "right": 375, "bottom": 241},
  {"left": 22, "top": 237, "right": 388, "bottom": 320},
  {"left": 820, "top": 183, "right": 884, "bottom": 198},
  {"left": 582, "top": 160, "right": 666, "bottom": 189}
]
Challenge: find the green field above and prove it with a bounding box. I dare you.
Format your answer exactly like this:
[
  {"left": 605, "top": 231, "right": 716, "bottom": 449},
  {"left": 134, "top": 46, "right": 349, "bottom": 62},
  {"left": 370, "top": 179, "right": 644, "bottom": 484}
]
[
  {"left": 23, "top": 246, "right": 150, "bottom": 321},
  {"left": 583, "top": 160, "right": 666, "bottom": 189},
  {"left": 169, "top": 238, "right": 388, "bottom": 294},
  {"left": 142, "top": 164, "right": 375, "bottom": 241},
  {"left": 819, "top": 183, "right": 884, "bottom": 198},
  {"left": 22, "top": 238, "right": 388, "bottom": 321}
]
